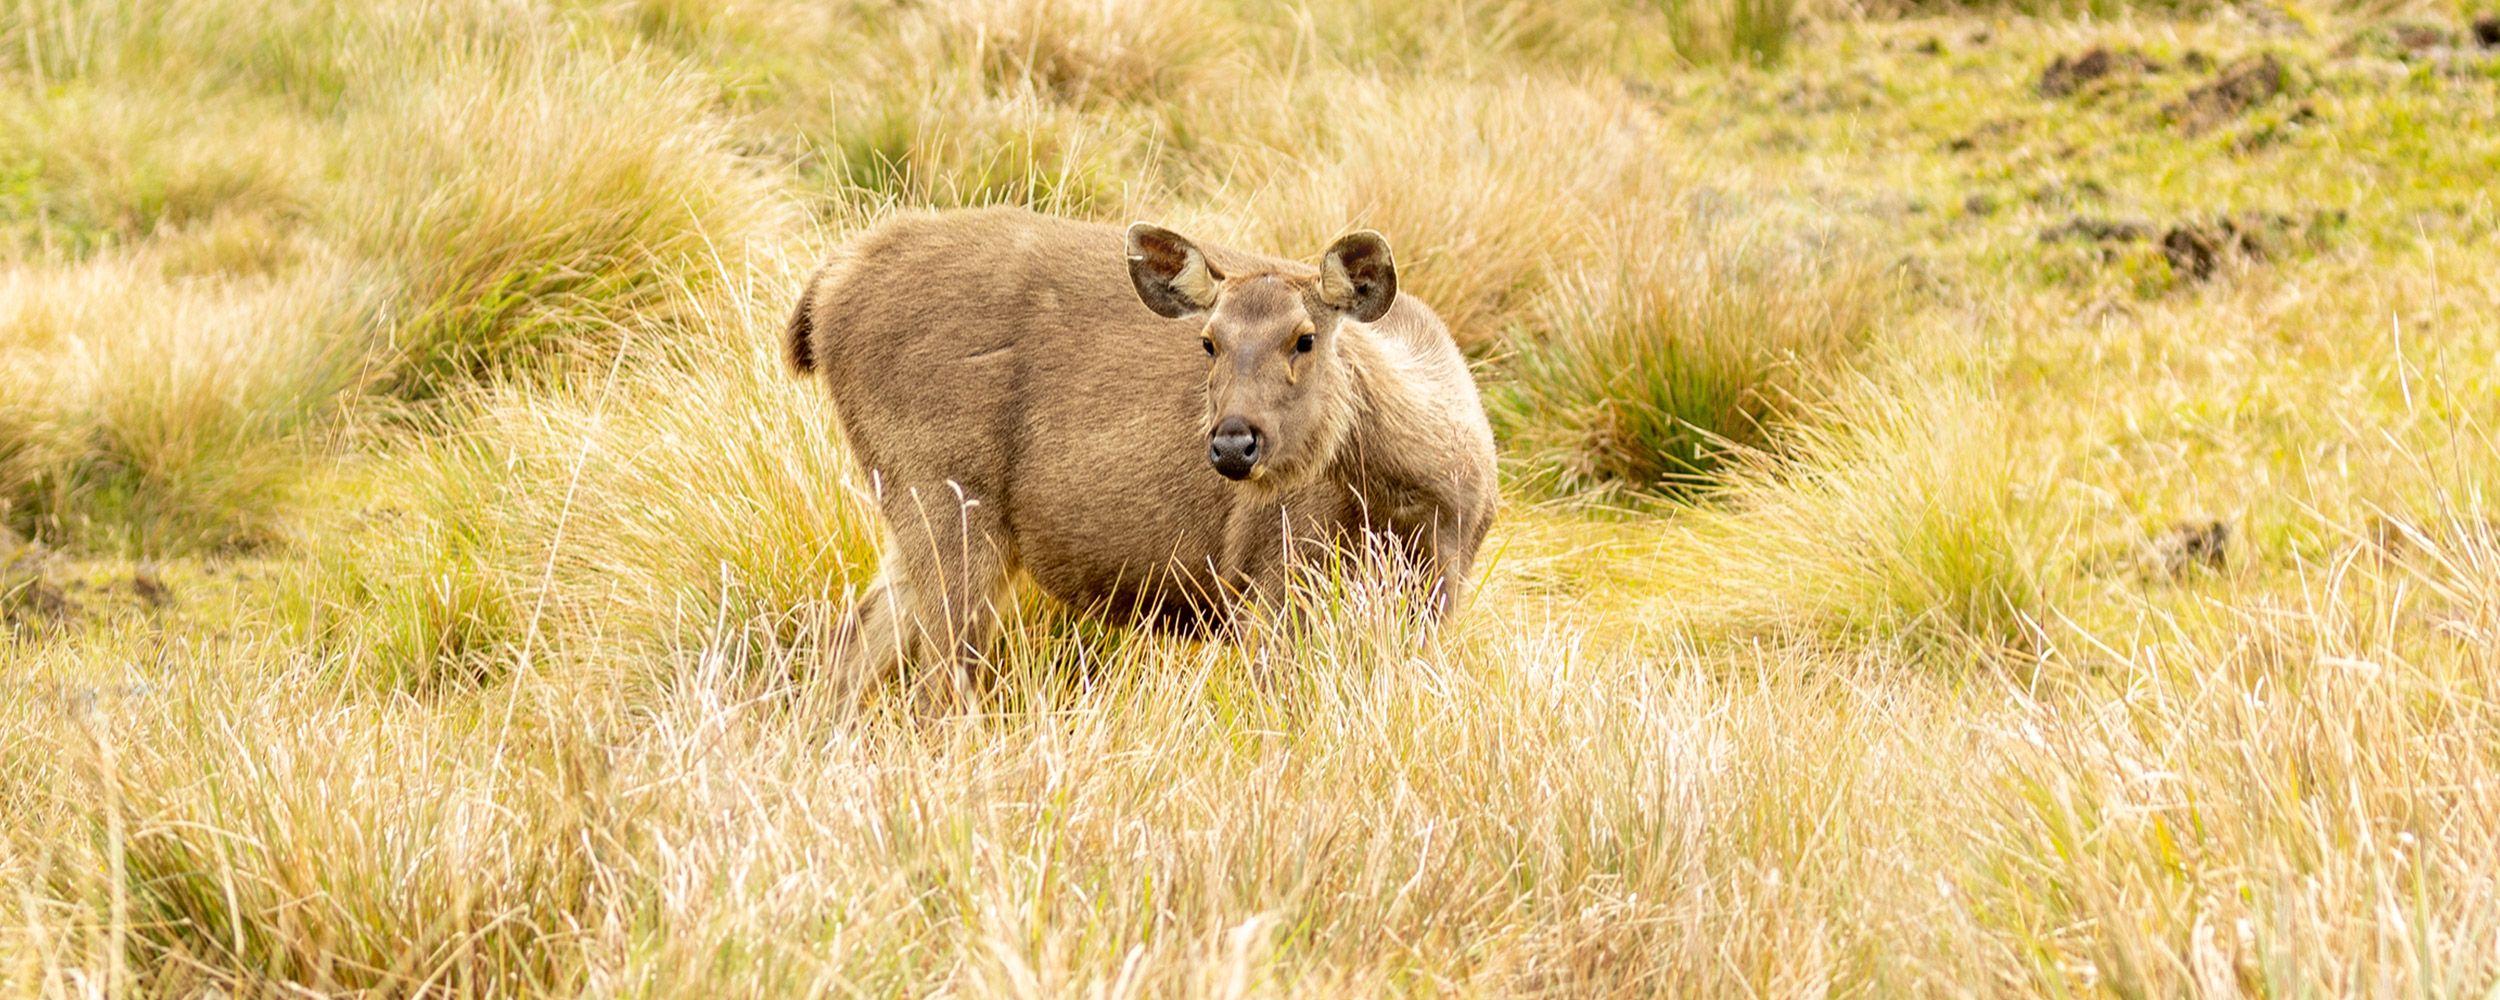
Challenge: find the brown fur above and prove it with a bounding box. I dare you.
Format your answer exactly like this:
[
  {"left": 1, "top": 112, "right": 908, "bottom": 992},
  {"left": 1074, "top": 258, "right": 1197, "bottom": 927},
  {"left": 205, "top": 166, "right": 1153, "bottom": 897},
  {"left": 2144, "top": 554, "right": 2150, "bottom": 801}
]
[
  {"left": 784, "top": 288, "right": 816, "bottom": 375},
  {"left": 787, "top": 207, "right": 1497, "bottom": 689}
]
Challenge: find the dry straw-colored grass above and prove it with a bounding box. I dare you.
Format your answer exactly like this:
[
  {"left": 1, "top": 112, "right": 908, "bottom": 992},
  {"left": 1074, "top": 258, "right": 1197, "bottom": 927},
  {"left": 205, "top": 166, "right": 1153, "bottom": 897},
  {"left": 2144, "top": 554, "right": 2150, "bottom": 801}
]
[
  {"left": 1496, "top": 197, "right": 1890, "bottom": 498},
  {"left": 300, "top": 259, "right": 883, "bottom": 690},
  {"left": 337, "top": 47, "right": 789, "bottom": 396},
  {"left": 1232, "top": 81, "right": 1662, "bottom": 351},
  {"left": 5, "top": 0, "right": 2500, "bottom": 994},
  {"left": 951, "top": 0, "right": 1235, "bottom": 106},
  {"left": 0, "top": 255, "right": 365, "bottom": 552}
]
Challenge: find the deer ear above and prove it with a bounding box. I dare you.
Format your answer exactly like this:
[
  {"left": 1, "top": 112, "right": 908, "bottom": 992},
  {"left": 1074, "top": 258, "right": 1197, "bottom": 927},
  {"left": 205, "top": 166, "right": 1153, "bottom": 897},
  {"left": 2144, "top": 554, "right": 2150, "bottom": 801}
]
[
  {"left": 1318, "top": 230, "right": 1396, "bottom": 323},
  {"left": 1125, "top": 223, "right": 1222, "bottom": 319}
]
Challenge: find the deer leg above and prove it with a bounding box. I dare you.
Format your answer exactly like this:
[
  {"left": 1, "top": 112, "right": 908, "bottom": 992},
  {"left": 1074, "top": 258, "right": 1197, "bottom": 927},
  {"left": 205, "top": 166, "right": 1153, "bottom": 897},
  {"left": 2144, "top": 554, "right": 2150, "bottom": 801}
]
[
  {"left": 1218, "top": 502, "right": 1294, "bottom": 622},
  {"left": 852, "top": 482, "right": 1014, "bottom": 710},
  {"left": 824, "top": 562, "right": 906, "bottom": 705}
]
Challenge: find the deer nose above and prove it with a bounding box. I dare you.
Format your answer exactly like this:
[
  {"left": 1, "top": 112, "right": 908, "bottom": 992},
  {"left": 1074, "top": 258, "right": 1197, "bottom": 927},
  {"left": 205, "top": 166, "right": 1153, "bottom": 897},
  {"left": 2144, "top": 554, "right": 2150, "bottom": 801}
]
[{"left": 1208, "top": 417, "right": 1262, "bottom": 480}]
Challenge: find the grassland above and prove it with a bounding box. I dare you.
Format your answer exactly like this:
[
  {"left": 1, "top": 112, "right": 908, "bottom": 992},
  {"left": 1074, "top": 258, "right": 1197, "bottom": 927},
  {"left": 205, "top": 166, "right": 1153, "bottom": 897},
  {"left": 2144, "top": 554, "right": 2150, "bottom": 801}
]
[{"left": 5, "top": 0, "right": 2500, "bottom": 994}]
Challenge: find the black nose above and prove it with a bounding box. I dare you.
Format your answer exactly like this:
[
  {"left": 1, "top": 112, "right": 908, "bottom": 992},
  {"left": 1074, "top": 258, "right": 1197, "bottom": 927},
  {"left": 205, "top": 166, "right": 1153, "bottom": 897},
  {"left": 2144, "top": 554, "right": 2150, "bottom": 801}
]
[{"left": 1208, "top": 416, "right": 1261, "bottom": 480}]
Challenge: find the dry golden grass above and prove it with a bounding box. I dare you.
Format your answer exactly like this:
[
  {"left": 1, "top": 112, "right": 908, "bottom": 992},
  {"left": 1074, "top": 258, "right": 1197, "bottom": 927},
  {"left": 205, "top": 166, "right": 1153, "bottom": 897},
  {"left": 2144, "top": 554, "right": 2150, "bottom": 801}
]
[
  {"left": 1231, "top": 80, "right": 1665, "bottom": 351},
  {"left": 1496, "top": 197, "right": 1891, "bottom": 497},
  {"left": 951, "top": 0, "right": 1236, "bottom": 105},
  {"left": 6, "top": 0, "right": 2500, "bottom": 995},
  {"left": 298, "top": 258, "right": 883, "bottom": 690},
  {"left": 335, "top": 45, "right": 789, "bottom": 396},
  {"left": 0, "top": 255, "right": 365, "bottom": 552}
]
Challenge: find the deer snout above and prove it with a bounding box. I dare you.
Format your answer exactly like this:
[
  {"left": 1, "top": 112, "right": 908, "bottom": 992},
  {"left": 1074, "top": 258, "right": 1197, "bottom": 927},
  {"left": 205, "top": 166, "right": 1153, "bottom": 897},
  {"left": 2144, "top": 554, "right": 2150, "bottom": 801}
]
[{"left": 1208, "top": 416, "right": 1262, "bottom": 481}]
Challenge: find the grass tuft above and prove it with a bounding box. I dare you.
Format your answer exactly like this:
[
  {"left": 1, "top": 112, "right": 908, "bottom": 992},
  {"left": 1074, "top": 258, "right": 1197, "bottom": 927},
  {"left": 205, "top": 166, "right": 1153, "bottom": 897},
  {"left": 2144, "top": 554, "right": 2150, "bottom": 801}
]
[
  {"left": 336, "top": 49, "right": 787, "bottom": 396},
  {"left": 5, "top": 0, "right": 2500, "bottom": 992},
  {"left": 301, "top": 260, "right": 881, "bottom": 688},
  {"left": 950, "top": 0, "right": 1230, "bottom": 105},
  {"left": 1495, "top": 200, "right": 1888, "bottom": 499},
  {"left": 1650, "top": 389, "right": 2068, "bottom": 657},
  {"left": 1236, "top": 81, "right": 1657, "bottom": 351},
  {"left": 0, "top": 84, "right": 317, "bottom": 255},
  {"left": 0, "top": 256, "right": 364, "bottom": 553}
]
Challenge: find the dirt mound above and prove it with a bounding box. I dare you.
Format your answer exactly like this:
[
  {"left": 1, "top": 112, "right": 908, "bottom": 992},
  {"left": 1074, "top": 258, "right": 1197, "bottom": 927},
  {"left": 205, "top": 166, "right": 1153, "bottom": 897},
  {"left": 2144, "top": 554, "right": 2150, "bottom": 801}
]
[
  {"left": 2159, "top": 220, "right": 2254, "bottom": 281},
  {"left": 2038, "top": 47, "right": 2162, "bottom": 98},
  {"left": 2, "top": 527, "right": 68, "bottom": 627},
  {"left": 2042, "top": 210, "right": 2338, "bottom": 283},
  {"left": 2167, "top": 54, "right": 2289, "bottom": 134},
  {"left": 2337, "top": 20, "right": 2457, "bottom": 60},
  {"left": 2040, "top": 217, "right": 2153, "bottom": 244},
  {"left": 2158, "top": 212, "right": 2309, "bottom": 281}
]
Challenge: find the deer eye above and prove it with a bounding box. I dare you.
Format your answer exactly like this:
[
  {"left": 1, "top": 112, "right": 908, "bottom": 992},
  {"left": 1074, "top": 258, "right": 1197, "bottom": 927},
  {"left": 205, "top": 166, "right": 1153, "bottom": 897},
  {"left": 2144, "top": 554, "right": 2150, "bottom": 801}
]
[
  {"left": 1201, "top": 337, "right": 1215, "bottom": 357},
  {"left": 1294, "top": 333, "right": 1315, "bottom": 354}
]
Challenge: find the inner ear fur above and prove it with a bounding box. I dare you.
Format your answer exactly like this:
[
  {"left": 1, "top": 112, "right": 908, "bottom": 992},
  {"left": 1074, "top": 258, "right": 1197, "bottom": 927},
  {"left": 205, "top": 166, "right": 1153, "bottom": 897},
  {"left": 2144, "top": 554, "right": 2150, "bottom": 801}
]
[
  {"left": 1126, "top": 223, "right": 1223, "bottom": 319},
  {"left": 1318, "top": 230, "right": 1396, "bottom": 323}
]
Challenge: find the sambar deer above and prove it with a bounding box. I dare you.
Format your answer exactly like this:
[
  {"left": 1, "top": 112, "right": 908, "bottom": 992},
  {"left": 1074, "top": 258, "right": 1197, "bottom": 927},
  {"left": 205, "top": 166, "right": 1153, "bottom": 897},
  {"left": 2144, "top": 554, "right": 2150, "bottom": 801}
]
[{"left": 786, "top": 207, "right": 1495, "bottom": 687}]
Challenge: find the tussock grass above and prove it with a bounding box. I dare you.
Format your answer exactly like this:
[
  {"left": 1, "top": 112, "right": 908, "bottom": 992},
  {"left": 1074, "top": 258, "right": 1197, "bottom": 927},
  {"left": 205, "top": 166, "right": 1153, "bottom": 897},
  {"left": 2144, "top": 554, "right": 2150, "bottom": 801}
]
[
  {"left": 1496, "top": 200, "right": 1889, "bottom": 498},
  {"left": 337, "top": 47, "right": 787, "bottom": 396},
  {"left": 1658, "top": 0, "right": 1803, "bottom": 65},
  {"left": 0, "top": 256, "right": 364, "bottom": 551},
  {"left": 951, "top": 0, "right": 1233, "bottom": 105},
  {"left": 1269, "top": 0, "right": 1804, "bottom": 71},
  {"left": 1236, "top": 81, "right": 1659, "bottom": 350},
  {"left": 16, "top": 634, "right": 631, "bottom": 995},
  {"left": 818, "top": 73, "right": 1153, "bottom": 216},
  {"left": 1647, "top": 388, "right": 2069, "bottom": 655},
  {"left": 0, "top": 85, "right": 316, "bottom": 254},
  {"left": 295, "top": 439, "right": 526, "bottom": 689},
  {"left": 589, "top": 0, "right": 813, "bottom": 51},
  {"left": 303, "top": 261, "right": 880, "bottom": 688},
  {"left": 1280, "top": 0, "right": 1653, "bottom": 71}
]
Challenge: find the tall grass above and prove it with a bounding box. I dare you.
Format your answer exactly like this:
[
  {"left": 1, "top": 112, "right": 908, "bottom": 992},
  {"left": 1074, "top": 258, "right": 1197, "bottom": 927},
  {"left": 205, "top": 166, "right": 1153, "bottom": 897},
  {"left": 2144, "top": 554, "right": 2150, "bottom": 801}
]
[
  {"left": 816, "top": 71, "right": 1154, "bottom": 216},
  {"left": 1302, "top": 0, "right": 1802, "bottom": 69},
  {"left": 0, "top": 85, "right": 316, "bottom": 254},
  {"left": 1495, "top": 200, "right": 1888, "bottom": 499},
  {"left": 1233, "top": 81, "right": 1658, "bottom": 351},
  {"left": 1647, "top": 388, "right": 2069, "bottom": 656},
  {"left": 951, "top": 0, "right": 1233, "bottom": 105},
  {"left": 30, "top": 523, "right": 2498, "bottom": 992},
  {"left": 301, "top": 255, "right": 880, "bottom": 689},
  {"left": 337, "top": 48, "right": 787, "bottom": 396},
  {"left": 0, "top": 256, "right": 364, "bottom": 551},
  {"left": 17, "top": 633, "right": 632, "bottom": 995},
  {"left": 1656, "top": 0, "right": 1801, "bottom": 65}
]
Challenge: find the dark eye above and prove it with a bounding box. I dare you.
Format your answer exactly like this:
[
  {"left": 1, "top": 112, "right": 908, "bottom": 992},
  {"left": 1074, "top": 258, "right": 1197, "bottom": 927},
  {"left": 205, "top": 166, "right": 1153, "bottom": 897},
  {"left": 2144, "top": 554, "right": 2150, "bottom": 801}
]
[
  {"left": 1201, "top": 337, "right": 1215, "bottom": 357},
  {"left": 1294, "top": 333, "right": 1315, "bottom": 354}
]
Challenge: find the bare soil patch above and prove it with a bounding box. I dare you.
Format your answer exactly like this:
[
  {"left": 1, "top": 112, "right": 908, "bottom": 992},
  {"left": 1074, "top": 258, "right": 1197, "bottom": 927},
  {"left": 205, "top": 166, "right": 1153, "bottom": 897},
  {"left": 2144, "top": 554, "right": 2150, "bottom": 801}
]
[
  {"left": 2157, "top": 210, "right": 2342, "bottom": 280},
  {"left": 2167, "top": 54, "right": 2288, "bottom": 134},
  {"left": 2043, "top": 210, "right": 2337, "bottom": 282},
  {"left": 2038, "top": 47, "right": 2162, "bottom": 98},
  {"left": 2336, "top": 20, "right": 2456, "bottom": 60},
  {"left": 2039, "top": 217, "right": 2153, "bottom": 257},
  {"left": 1, "top": 527, "right": 68, "bottom": 627}
]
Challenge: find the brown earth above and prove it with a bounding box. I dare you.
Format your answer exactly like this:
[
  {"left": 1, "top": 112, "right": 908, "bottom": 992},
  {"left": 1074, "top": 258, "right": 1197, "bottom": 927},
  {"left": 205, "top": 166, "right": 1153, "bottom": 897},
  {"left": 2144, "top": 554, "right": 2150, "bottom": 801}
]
[
  {"left": 2038, "top": 47, "right": 2162, "bottom": 98},
  {"left": 2167, "top": 53, "right": 2289, "bottom": 134}
]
